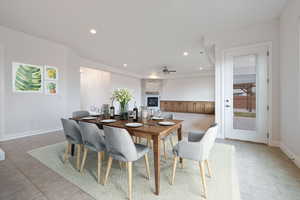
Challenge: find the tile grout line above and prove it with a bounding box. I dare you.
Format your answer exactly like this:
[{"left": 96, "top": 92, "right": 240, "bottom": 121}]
[{"left": 6, "top": 155, "right": 51, "bottom": 200}]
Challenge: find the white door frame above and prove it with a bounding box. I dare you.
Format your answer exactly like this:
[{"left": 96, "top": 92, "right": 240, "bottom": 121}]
[
  {"left": 216, "top": 42, "right": 273, "bottom": 145},
  {"left": 0, "top": 45, "right": 4, "bottom": 140}
]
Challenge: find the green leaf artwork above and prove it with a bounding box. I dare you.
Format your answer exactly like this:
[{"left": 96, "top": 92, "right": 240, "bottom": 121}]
[{"left": 13, "top": 63, "right": 43, "bottom": 93}]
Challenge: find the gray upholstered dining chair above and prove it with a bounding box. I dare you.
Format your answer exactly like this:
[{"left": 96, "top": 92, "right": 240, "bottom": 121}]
[
  {"left": 103, "top": 126, "right": 150, "bottom": 200},
  {"left": 171, "top": 124, "right": 218, "bottom": 199},
  {"left": 79, "top": 122, "right": 106, "bottom": 184},
  {"left": 72, "top": 110, "right": 90, "bottom": 118},
  {"left": 188, "top": 130, "right": 205, "bottom": 142},
  {"left": 188, "top": 123, "right": 217, "bottom": 142},
  {"left": 61, "top": 118, "right": 83, "bottom": 170}
]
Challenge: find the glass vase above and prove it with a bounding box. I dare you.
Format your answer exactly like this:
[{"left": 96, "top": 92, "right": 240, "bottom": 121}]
[{"left": 120, "top": 103, "right": 129, "bottom": 120}]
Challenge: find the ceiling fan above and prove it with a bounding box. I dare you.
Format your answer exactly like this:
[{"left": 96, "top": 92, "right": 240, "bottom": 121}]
[{"left": 162, "top": 66, "right": 176, "bottom": 74}]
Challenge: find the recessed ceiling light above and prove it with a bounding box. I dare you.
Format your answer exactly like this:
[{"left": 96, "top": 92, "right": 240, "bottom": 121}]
[
  {"left": 183, "top": 52, "right": 189, "bottom": 56},
  {"left": 199, "top": 67, "right": 203, "bottom": 70},
  {"left": 123, "top": 64, "right": 127, "bottom": 67},
  {"left": 90, "top": 29, "right": 97, "bottom": 34}
]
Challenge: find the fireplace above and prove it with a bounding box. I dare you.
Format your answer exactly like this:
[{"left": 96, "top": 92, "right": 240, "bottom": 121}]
[{"left": 146, "top": 95, "right": 160, "bottom": 109}]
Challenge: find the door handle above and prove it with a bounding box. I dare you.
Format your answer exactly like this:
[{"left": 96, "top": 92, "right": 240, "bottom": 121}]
[{"left": 225, "top": 105, "right": 231, "bottom": 108}]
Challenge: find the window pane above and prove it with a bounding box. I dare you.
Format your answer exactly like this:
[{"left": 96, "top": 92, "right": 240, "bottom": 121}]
[{"left": 233, "top": 55, "right": 256, "bottom": 131}]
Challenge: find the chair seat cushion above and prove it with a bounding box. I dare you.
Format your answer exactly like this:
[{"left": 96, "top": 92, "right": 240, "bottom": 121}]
[{"left": 135, "top": 144, "right": 150, "bottom": 160}]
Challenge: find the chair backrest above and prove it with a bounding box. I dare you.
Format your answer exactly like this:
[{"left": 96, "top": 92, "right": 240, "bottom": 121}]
[
  {"left": 103, "top": 126, "right": 138, "bottom": 162},
  {"left": 79, "top": 122, "right": 106, "bottom": 152},
  {"left": 72, "top": 110, "right": 90, "bottom": 118},
  {"left": 61, "top": 118, "right": 83, "bottom": 144},
  {"left": 199, "top": 124, "right": 218, "bottom": 161}
]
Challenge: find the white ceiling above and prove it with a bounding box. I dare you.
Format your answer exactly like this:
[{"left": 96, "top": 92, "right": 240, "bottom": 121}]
[{"left": 0, "top": 0, "right": 287, "bottom": 78}]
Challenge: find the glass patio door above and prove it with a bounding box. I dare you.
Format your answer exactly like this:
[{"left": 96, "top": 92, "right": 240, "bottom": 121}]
[{"left": 224, "top": 45, "right": 269, "bottom": 143}]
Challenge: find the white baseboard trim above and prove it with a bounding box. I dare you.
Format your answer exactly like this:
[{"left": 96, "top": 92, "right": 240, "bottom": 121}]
[
  {"left": 280, "top": 142, "right": 300, "bottom": 168},
  {"left": 269, "top": 140, "right": 280, "bottom": 147},
  {"left": 0, "top": 128, "right": 63, "bottom": 142}
]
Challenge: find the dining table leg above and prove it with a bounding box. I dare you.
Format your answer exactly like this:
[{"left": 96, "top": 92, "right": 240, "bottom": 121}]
[
  {"left": 177, "top": 125, "right": 183, "bottom": 164},
  {"left": 153, "top": 135, "right": 161, "bottom": 195}
]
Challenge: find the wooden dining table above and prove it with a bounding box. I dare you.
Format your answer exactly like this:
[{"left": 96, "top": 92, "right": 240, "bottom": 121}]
[{"left": 73, "top": 116, "right": 183, "bottom": 196}]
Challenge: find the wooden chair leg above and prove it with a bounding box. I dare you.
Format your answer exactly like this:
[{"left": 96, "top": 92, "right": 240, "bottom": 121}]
[
  {"left": 80, "top": 147, "right": 88, "bottom": 173},
  {"left": 180, "top": 159, "right": 184, "bottom": 169},
  {"left": 76, "top": 144, "right": 82, "bottom": 170},
  {"left": 104, "top": 156, "right": 113, "bottom": 185},
  {"left": 127, "top": 162, "right": 133, "bottom": 200},
  {"left": 147, "top": 137, "right": 150, "bottom": 147},
  {"left": 97, "top": 152, "right": 102, "bottom": 184},
  {"left": 138, "top": 137, "right": 141, "bottom": 143},
  {"left": 63, "top": 142, "right": 71, "bottom": 163},
  {"left": 119, "top": 161, "right": 123, "bottom": 169},
  {"left": 205, "top": 160, "right": 212, "bottom": 178},
  {"left": 199, "top": 161, "right": 207, "bottom": 198},
  {"left": 144, "top": 154, "right": 150, "bottom": 180},
  {"left": 171, "top": 156, "right": 178, "bottom": 185},
  {"left": 147, "top": 137, "right": 153, "bottom": 149},
  {"left": 101, "top": 152, "right": 105, "bottom": 161},
  {"left": 163, "top": 140, "right": 167, "bottom": 160},
  {"left": 170, "top": 137, "right": 174, "bottom": 148}
]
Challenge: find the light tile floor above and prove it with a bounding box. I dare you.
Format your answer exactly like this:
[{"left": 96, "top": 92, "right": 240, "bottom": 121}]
[{"left": 0, "top": 131, "right": 299, "bottom": 200}]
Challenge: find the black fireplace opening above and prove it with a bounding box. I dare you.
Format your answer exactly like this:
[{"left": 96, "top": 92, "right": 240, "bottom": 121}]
[{"left": 147, "top": 97, "right": 159, "bottom": 107}]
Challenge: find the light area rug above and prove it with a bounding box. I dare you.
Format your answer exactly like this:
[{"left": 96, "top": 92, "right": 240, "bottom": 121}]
[{"left": 28, "top": 142, "right": 240, "bottom": 200}]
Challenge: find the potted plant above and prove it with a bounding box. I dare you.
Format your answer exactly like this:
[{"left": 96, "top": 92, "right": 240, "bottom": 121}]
[{"left": 112, "top": 88, "right": 133, "bottom": 120}]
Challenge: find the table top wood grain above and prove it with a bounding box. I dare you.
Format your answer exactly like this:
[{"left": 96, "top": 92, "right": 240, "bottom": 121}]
[{"left": 73, "top": 116, "right": 183, "bottom": 136}]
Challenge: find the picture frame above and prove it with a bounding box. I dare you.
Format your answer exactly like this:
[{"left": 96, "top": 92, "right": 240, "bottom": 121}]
[
  {"left": 44, "top": 65, "right": 58, "bottom": 81},
  {"left": 12, "top": 62, "right": 44, "bottom": 93}
]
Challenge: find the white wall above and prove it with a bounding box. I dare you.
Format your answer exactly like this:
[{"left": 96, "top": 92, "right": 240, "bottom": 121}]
[
  {"left": 80, "top": 67, "right": 142, "bottom": 113},
  {"left": 158, "top": 76, "right": 215, "bottom": 133},
  {"left": 0, "top": 25, "right": 81, "bottom": 141},
  {"left": 80, "top": 68, "right": 111, "bottom": 110},
  {"left": 279, "top": 0, "right": 300, "bottom": 167},
  {"left": 213, "top": 20, "right": 280, "bottom": 143},
  {"left": 0, "top": 45, "right": 4, "bottom": 139},
  {"left": 111, "top": 73, "right": 142, "bottom": 111},
  {"left": 161, "top": 76, "right": 215, "bottom": 101},
  {"left": 0, "top": 25, "right": 142, "bottom": 141}
]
